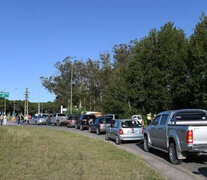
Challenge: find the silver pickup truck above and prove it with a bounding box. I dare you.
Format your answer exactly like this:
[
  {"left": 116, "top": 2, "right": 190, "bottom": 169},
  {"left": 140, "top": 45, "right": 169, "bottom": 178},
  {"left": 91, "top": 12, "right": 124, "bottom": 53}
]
[
  {"left": 144, "top": 109, "right": 207, "bottom": 164},
  {"left": 50, "top": 113, "right": 67, "bottom": 126}
]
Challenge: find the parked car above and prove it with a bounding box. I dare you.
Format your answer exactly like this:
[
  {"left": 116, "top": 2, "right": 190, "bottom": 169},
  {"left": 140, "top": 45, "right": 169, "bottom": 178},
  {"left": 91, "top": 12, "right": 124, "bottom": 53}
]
[
  {"left": 28, "top": 116, "right": 38, "bottom": 125},
  {"left": 89, "top": 116, "right": 113, "bottom": 135},
  {"left": 50, "top": 113, "right": 67, "bottom": 126},
  {"left": 76, "top": 114, "right": 96, "bottom": 130},
  {"left": 144, "top": 109, "right": 207, "bottom": 165},
  {"left": 105, "top": 119, "right": 144, "bottom": 144},
  {"left": 104, "top": 114, "right": 119, "bottom": 120},
  {"left": 36, "top": 114, "right": 48, "bottom": 125},
  {"left": 66, "top": 114, "right": 79, "bottom": 128}
]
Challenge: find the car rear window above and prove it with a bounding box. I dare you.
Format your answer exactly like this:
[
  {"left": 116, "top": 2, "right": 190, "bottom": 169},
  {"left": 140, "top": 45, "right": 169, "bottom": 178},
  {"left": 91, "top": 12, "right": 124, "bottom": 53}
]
[
  {"left": 121, "top": 120, "right": 141, "bottom": 128},
  {"left": 57, "top": 114, "right": 65, "bottom": 116},
  {"left": 68, "top": 115, "right": 79, "bottom": 120},
  {"left": 100, "top": 118, "right": 112, "bottom": 124},
  {"left": 176, "top": 111, "right": 207, "bottom": 121}
]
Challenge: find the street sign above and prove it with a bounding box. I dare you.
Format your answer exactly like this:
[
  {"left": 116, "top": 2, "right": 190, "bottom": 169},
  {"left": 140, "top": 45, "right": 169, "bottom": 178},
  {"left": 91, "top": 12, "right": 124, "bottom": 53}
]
[{"left": 0, "top": 91, "right": 9, "bottom": 98}]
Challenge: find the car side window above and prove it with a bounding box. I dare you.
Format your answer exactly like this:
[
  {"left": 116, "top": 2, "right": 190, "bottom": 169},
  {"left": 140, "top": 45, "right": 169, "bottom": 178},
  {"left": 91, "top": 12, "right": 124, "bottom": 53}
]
[
  {"left": 114, "top": 121, "right": 119, "bottom": 128},
  {"left": 152, "top": 115, "right": 161, "bottom": 125},
  {"left": 160, "top": 114, "right": 169, "bottom": 125}
]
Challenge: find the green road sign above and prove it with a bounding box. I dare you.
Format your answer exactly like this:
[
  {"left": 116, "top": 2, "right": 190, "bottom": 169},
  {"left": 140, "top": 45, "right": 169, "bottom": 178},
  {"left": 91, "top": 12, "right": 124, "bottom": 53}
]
[{"left": 0, "top": 91, "right": 9, "bottom": 98}]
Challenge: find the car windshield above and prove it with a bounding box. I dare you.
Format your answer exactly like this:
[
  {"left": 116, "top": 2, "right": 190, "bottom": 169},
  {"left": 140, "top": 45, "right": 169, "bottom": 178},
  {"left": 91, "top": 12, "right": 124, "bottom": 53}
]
[
  {"left": 68, "top": 115, "right": 79, "bottom": 120},
  {"left": 121, "top": 120, "right": 141, "bottom": 128},
  {"left": 176, "top": 111, "right": 207, "bottom": 121}
]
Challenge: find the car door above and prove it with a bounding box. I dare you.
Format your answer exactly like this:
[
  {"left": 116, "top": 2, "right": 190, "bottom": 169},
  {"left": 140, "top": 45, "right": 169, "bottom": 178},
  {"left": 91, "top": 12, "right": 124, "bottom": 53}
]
[
  {"left": 149, "top": 115, "right": 161, "bottom": 146},
  {"left": 107, "top": 120, "right": 115, "bottom": 138},
  {"left": 111, "top": 120, "right": 119, "bottom": 140},
  {"left": 156, "top": 114, "right": 169, "bottom": 150}
]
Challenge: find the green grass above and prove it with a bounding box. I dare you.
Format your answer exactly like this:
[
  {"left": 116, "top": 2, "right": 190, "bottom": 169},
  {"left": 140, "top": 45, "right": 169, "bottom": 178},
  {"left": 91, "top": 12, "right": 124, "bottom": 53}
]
[{"left": 0, "top": 126, "right": 164, "bottom": 180}]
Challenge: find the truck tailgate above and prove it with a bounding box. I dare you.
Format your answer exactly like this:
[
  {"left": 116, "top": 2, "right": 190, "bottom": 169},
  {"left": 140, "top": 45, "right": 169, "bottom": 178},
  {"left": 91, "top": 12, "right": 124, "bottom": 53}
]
[{"left": 192, "top": 126, "right": 207, "bottom": 144}]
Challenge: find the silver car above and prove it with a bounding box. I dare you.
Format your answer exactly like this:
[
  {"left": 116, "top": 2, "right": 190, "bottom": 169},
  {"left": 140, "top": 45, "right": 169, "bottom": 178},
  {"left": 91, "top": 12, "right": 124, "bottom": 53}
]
[
  {"left": 105, "top": 119, "right": 144, "bottom": 144},
  {"left": 36, "top": 114, "right": 48, "bottom": 125}
]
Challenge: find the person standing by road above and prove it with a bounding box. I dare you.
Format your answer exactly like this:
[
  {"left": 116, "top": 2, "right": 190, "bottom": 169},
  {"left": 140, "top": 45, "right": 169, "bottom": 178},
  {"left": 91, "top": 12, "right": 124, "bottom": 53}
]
[
  {"left": 0, "top": 113, "right": 3, "bottom": 125},
  {"left": 17, "top": 115, "right": 21, "bottom": 126},
  {"left": 2, "top": 113, "right": 7, "bottom": 126}
]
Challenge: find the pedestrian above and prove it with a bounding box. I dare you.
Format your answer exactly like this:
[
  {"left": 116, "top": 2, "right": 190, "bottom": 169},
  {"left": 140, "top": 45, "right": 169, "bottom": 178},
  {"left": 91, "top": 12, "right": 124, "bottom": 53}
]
[
  {"left": 0, "top": 113, "right": 3, "bottom": 125},
  {"left": 2, "top": 113, "right": 7, "bottom": 126},
  {"left": 17, "top": 115, "right": 21, "bottom": 126}
]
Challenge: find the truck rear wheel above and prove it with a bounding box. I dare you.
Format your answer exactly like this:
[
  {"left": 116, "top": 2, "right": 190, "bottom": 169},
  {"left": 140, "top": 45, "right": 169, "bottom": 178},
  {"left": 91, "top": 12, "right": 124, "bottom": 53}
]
[
  {"left": 169, "top": 142, "right": 182, "bottom": 165},
  {"left": 144, "top": 135, "right": 150, "bottom": 152}
]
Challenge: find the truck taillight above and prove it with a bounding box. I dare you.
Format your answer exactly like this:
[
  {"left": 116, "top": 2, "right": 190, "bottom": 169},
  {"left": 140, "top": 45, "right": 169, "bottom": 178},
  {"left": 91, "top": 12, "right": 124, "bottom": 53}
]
[
  {"left": 119, "top": 129, "right": 124, "bottom": 135},
  {"left": 186, "top": 130, "right": 193, "bottom": 144}
]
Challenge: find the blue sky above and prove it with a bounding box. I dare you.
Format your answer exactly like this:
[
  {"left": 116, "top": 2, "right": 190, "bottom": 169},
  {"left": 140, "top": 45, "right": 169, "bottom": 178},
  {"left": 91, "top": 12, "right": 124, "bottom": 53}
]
[{"left": 0, "top": 0, "right": 206, "bottom": 102}]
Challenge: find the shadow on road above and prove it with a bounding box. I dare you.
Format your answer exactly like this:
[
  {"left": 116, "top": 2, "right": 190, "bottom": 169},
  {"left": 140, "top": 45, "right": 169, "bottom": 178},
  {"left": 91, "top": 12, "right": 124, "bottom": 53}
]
[{"left": 192, "top": 167, "right": 207, "bottom": 178}]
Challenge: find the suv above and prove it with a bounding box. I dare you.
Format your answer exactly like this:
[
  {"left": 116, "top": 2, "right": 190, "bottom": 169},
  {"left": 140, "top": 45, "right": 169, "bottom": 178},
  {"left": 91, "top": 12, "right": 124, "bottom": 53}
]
[
  {"left": 89, "top": 116, "right": 113, "bottom": 135},
  {"left": 76, "top": 114, "right": 96, "bottom": 131}
]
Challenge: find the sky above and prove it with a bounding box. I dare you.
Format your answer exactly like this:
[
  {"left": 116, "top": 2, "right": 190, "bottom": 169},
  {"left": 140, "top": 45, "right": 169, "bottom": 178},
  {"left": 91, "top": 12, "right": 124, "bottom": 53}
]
[{"left": 0, "top": 0, "right": 207, "bottom": 102}]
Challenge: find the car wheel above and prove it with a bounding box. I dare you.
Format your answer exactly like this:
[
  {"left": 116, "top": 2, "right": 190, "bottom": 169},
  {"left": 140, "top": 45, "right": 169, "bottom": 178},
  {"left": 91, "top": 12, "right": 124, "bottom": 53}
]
[
  {"left": 96, "top": 128, "right": 100, "bottom": 135},
  {"left": 105, "top": 133, "right": 109, "bottom": 141},
  {"left": 169, "top": 142, "right": 182, "bottom": 165},
  {"left": 56, "top": 120, "right": 60, "bottom": 126},
  {"left": 89, "top": 127, "right": 92, "bottom": 133},
  {"left": 144, "top": 135, "right": 150, "bottom": 152},
  {"left": 115, "top": 135, "right": 121, "bottom": 145},
  {"left": 80, "top": 125, "right": 83, "bottom": 131}
]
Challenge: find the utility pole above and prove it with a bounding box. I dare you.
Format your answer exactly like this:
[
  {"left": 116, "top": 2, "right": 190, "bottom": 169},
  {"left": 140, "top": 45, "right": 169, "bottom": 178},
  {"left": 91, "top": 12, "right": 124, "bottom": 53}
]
[
  {"left": 70, "top": 64, "right": 73, "bottom": 114},
  {"left": 38, "top": 99, "right": 40, "bottom": 115},
  {"left": 24, "top": 88, "right": 29, "bottom": 116}
]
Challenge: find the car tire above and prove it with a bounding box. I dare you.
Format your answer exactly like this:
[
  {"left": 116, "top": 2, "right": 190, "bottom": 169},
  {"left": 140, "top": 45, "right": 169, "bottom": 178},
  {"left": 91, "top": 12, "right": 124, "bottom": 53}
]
[
  {"left": 105, "top": 133, "right": 109, "bottom": 141},
  {"left": 169, "top": 142, "right": 182, "bottom": 165},
  {"left": 80, "top": 125, "right": 83, "bottom": 131},
  {"left": 115, "top": 135, "right": 121, "bottom": 145},
  {"left": 96, "top": 128, "right": 100, "bottom": 135},
  {"left": 144, "top": 135, "right": 150, "bottom": 152},
  {"left": 89, "top": 127, "right": 92, "bottom": 133},
  {"left": 56, "top": 120, "right": 60, "bottom": 126}
]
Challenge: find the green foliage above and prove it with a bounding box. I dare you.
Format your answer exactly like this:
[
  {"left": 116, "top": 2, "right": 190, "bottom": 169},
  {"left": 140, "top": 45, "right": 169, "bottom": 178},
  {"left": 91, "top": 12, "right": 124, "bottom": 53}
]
[{"left": 40, "top": 13, "right": 207, "bottom": 117}]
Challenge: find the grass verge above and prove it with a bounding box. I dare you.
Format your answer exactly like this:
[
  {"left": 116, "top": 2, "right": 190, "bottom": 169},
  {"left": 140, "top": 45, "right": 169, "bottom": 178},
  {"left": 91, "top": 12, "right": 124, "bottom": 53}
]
[{"left": 0, "top": 126, "right": 164, "bottom": 180}]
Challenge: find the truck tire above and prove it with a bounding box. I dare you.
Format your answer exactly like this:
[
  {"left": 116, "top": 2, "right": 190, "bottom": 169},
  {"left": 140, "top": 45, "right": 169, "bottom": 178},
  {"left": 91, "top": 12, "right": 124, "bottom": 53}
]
[
  {"left": 144, "top": 135, "right": 150, "bottom": 152},
  {"left": 169, "top": 142, "right": 182, "bottom": 165},
  {"left": 96, "top": 128, "right": 100, "bottom": 135},
  {"left": 115, "top": 135, "right": 121, "bottom": 145}
]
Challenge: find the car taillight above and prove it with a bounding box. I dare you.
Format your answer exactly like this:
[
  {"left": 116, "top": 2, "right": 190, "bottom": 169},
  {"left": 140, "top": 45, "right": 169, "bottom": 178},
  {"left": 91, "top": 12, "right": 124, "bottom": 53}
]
[
  {"left": 186, "top": 130, "right": 193, "bottom": 144},
  {"left": 119, "top": 129, "right": 123, "bottom": 135}
]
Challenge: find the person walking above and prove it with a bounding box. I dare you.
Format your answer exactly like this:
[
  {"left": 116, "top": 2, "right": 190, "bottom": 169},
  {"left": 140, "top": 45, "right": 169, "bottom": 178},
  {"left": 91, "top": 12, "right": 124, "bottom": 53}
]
[
  {"left": 17, "top": 115, "right": 21, "bottom": 126},
  {"left": 0, "top": 113, "right": 3, "bottom": 125},
  {"left": 2, "top": 113, "right": 7, "bottom": 126}
]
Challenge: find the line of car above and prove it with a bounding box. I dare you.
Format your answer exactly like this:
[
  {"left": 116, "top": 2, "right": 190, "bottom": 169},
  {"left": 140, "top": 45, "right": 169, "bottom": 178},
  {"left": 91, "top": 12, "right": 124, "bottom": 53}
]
[
  {"left": 29, "top": 113, "right": 144, "bottom": 145},
  {"left": 28, "top": 109, "right": 207, "bottom": 165}
]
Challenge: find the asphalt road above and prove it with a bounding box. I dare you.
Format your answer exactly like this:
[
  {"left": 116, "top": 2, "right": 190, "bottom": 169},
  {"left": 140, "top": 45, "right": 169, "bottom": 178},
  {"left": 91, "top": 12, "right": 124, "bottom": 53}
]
[{"left": 27, "top": 124, "right": 207, "bottom": 180}]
